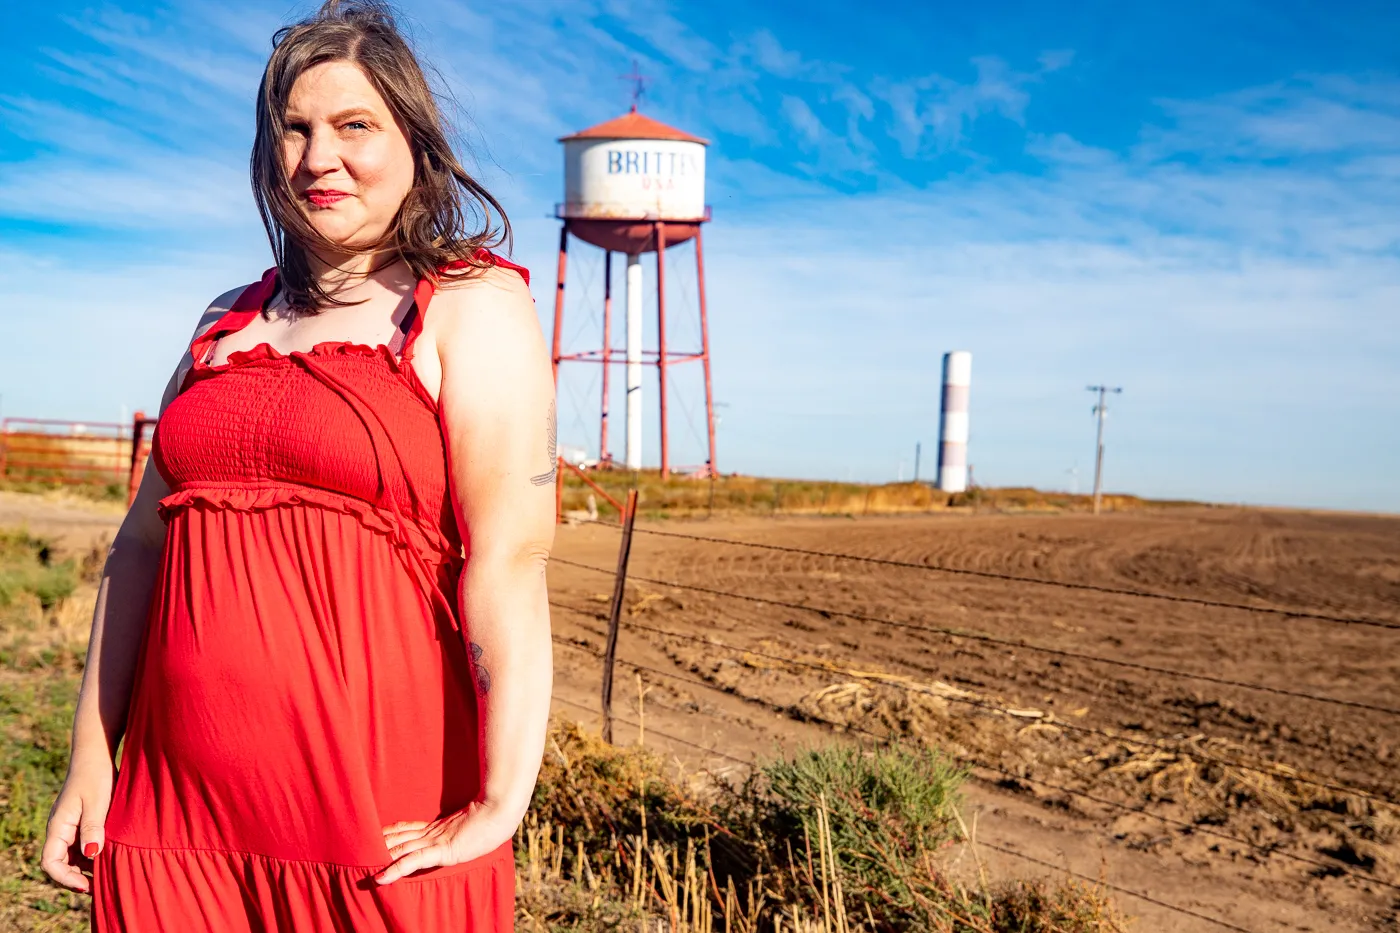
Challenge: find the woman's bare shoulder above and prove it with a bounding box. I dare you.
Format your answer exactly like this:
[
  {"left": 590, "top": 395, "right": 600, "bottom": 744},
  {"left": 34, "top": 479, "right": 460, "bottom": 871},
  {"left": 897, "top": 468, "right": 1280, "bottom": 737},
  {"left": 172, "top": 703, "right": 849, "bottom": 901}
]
[
  {"left": 156, "top": 282, "right": 259, "bottom": 413},
  {"left": 436, "top": 262, "right": 532, "bottom": 302},
  {"left": 192, "top": 283, "right": 257, "bottom": 338},
  {"left": 432, "top": 264, "right": 536, "bottom": 338}
]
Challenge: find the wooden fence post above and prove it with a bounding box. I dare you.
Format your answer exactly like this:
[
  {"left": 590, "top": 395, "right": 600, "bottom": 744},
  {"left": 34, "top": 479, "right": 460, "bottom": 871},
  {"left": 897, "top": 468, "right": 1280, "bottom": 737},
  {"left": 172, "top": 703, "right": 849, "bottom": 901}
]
[{"left": 601, "top": 488, "right": 640, "bottom": 744}]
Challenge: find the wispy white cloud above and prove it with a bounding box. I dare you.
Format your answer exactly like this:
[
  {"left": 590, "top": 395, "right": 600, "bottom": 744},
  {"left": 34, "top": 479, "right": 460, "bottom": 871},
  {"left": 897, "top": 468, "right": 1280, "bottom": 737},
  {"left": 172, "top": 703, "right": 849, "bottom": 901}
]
[
  {"left": 780, "top": 95, "right": 823, "bottom": 147},
  {"left": 0, "top": 94, "right": 251, "bottom": 227},
  {"left": 871, "top": 55, "right": 1058, "bottom": 157},
  {"left": 1037, "top": 49, "right": 1075, "bottom": 72},
  {"left": 1144, "top": 75, "right": 1400, "bottom": 159}
]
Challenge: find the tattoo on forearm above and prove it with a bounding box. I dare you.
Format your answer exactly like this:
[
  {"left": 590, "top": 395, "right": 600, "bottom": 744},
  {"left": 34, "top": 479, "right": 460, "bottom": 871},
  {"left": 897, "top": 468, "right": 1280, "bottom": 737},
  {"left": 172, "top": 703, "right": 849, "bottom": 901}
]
[
  {"left": 529, "top": 401, "right": 558, "bottom": 486},
  {"left": 469, "top": 641, "right": 492, "bottom": 695}
]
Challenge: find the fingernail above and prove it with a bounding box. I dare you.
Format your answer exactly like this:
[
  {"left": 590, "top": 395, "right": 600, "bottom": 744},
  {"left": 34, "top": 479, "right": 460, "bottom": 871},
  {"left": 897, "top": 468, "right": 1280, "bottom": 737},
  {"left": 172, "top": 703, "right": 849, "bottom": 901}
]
[{"left": 84, "top": 843, "right": 99, "bottom": 858}]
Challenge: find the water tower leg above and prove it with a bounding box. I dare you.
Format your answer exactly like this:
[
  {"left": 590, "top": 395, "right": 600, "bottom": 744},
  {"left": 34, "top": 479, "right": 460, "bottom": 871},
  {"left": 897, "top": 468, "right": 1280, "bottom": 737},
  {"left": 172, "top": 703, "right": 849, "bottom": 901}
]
[
  {"left": 655, "top": 222, "right": 669, "bottom": 479},
  {"left": 625, "top": 253, "right": 643, "bottom": 471},
  {"left": 694, "top": 227, "right": 717, "bottom": 477},
  {"left": 600, "top": 250, "right": 612, "bottom": 465},
  {"left": 551, "top": 224, "right": 568, "bottom": 386}
]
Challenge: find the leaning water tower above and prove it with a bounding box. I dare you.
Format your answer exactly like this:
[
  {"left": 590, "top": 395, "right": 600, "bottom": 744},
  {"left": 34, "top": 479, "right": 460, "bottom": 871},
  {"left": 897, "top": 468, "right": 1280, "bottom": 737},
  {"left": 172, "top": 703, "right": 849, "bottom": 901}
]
[{"left": 551, "top": 104, "right": 717, "bottom": 479}]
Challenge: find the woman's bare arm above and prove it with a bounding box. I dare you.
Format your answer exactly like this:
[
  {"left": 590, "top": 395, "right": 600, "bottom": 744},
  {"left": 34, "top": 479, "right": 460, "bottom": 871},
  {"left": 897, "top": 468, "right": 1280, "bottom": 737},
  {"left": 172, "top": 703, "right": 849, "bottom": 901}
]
[
  {"left": 42, "top": 287, "right": 242, "bottom": 891},
  {"left": 376, "top": 265, "right": 555, "bottom": 883}
]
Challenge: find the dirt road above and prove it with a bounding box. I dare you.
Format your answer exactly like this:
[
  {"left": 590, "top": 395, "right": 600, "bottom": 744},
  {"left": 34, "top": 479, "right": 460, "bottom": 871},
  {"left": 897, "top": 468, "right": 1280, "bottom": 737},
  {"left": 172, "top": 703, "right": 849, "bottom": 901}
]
[{"left": 0, "top": 490, "right": 123, "bottom": 553}]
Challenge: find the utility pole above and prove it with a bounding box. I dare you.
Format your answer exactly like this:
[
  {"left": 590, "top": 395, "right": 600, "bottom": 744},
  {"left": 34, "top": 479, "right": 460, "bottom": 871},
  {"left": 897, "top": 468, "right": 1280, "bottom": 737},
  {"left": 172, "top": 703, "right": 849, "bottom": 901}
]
[
  {"left": 1087, "top": 385, "right": 1123, "bottom": 515},
  {"left": 913, "top": 442, "right": 921, "bottom": 482}
]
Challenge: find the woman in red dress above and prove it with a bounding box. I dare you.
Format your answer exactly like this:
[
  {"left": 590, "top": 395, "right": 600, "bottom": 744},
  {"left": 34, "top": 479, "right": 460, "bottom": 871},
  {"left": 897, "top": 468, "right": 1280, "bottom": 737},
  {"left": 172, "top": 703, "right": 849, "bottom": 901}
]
[{"left": 41, "top": 2, "right": 554, "bottom": 929}]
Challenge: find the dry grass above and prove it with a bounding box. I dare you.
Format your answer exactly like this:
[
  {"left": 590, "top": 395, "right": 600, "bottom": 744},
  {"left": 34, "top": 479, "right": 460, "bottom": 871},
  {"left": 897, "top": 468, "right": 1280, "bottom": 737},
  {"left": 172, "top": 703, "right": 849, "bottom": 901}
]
[
  {"left": 559, "top": 470, "right": 1200, "bottom": 521},
  {"left": 517, "top": 719, "right": 1127, "bottom": 932}
]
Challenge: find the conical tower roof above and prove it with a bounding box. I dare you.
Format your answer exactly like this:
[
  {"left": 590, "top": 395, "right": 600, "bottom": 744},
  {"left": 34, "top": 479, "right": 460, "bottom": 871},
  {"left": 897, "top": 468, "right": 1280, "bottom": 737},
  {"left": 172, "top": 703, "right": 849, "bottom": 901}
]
[{"left": 559, "top": 109, "right": 709, "bottom": 145}]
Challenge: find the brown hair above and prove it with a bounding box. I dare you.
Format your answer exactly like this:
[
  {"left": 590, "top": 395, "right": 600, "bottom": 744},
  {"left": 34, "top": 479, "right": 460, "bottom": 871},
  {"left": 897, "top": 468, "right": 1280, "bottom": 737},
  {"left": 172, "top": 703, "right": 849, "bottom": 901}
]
[{"left": 251, "top": 0, "right": 509, "bottom": 311}]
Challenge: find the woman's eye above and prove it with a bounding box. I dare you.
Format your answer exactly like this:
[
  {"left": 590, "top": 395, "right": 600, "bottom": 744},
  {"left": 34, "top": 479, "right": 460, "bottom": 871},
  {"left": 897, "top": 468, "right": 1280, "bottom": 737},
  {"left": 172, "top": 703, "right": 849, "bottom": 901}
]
[{"left": 344, "top": 121, "right": 370, "bottom": 131}]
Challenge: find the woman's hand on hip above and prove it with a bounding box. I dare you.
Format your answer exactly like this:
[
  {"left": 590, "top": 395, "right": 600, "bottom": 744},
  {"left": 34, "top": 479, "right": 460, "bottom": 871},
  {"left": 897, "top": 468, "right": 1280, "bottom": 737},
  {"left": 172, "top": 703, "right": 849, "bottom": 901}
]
[
  {"left": 41, "top": 755, "right": 116, "bottom": 893},
  {"left": 376, "top": 800, "right": 517, "bottom": 885}
]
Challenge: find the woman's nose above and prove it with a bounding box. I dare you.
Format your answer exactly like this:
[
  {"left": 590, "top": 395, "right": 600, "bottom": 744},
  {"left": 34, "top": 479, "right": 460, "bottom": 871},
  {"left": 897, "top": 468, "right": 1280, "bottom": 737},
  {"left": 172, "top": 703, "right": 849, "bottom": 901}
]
[{"left": 302, "top": 126, "right": 342, "bottom": 175}]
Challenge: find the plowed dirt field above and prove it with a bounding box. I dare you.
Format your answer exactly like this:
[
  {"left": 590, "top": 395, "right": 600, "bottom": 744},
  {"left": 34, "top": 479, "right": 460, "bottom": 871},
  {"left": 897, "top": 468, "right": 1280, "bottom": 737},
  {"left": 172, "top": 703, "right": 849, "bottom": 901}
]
[{"left": 547, "top": 507, "right": 1400, "bottom": 932}]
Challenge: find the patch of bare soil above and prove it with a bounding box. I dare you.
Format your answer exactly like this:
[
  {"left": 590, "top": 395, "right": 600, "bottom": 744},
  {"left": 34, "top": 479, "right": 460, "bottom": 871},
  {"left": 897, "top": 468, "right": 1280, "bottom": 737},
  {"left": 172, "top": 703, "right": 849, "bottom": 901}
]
[{"left": 547, "top": 507, "right": 1400, "bottom": 932}]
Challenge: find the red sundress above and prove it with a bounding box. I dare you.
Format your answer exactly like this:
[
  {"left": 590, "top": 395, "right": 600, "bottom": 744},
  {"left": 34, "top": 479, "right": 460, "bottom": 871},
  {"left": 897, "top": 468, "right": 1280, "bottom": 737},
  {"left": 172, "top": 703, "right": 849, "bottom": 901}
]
[{"left": 94, "top": 256, "right": 530, "bottom": 931}]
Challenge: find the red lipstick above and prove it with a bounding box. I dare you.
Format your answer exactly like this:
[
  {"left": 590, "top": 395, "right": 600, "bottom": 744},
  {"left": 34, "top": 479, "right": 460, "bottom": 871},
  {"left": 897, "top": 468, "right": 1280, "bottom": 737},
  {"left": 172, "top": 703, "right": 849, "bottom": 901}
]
[{"left": 305, "top": 189, "right": 350, "bottom": 207}]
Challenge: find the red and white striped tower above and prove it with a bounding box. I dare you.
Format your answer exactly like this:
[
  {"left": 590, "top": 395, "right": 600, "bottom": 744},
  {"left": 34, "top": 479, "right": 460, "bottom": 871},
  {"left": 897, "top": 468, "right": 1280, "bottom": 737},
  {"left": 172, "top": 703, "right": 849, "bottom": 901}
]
[
  {"left": 550, "top": 107, "right": 717, "bottom": 480},
  {"left": 937, "top": 351, "right": 972, "bottom": 492}
]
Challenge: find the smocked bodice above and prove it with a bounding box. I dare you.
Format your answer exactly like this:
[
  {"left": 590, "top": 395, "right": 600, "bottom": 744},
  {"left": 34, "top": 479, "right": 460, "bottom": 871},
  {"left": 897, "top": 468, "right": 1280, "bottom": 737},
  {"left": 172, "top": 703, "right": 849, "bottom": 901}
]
[{"left": 154, "top": 340, "right": 458, "bottom": 554}]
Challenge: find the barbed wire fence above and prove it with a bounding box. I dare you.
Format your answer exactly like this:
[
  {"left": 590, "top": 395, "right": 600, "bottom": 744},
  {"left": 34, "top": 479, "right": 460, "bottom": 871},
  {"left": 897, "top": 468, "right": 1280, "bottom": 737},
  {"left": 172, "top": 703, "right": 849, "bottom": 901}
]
[{"left": 545, "top": 502, "right": 1399, "bottom": 932}]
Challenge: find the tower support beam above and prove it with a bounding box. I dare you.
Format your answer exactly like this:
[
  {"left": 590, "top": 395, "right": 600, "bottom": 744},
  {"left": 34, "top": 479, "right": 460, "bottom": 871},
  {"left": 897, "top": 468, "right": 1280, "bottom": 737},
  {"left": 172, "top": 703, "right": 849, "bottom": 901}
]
[
  {"left": 655, "top": 222, "right": 670, "bottom": 478},
  {"left": 625, "top": 253, "right": 643, "bottom": 471}
]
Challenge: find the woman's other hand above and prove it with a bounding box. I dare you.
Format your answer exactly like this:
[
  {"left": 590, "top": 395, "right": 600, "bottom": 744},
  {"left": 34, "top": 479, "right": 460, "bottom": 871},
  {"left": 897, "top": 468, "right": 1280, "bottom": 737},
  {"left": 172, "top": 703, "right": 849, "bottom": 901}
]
[
  {"left": 375, "top": 802, "right": 515, "bottom": 885},
  {"left": 41, "top": 755, "right": 115, "bottom": 893}
]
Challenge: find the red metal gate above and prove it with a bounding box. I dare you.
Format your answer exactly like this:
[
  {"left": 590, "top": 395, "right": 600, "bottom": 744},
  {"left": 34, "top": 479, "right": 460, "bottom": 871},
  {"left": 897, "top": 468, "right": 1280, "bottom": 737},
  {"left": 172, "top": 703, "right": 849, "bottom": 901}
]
[{"left": 1, "top": 413, "right": 156, "bottom": 506}]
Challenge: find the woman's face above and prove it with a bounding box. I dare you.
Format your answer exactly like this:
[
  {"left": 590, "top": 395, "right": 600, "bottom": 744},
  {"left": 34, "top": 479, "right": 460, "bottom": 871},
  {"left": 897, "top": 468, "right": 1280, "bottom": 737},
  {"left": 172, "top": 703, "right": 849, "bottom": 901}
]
[{"left": 282, "top": 60, "right": 414, "bottom": 252}]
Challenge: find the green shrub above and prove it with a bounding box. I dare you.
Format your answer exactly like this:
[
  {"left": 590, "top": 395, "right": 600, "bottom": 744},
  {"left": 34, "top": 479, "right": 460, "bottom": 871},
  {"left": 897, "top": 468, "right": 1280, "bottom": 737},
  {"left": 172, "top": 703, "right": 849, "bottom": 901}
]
[
  {"left": 761, "top": 743, "right": 964, "bottom": 901},
  {"left": 0, "top": 530, "right": 78, "bottom": 611}
]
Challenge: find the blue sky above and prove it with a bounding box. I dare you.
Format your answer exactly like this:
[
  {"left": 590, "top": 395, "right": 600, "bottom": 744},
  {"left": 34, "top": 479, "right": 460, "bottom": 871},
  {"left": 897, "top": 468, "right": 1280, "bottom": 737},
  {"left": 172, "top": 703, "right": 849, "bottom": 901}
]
[{"left": 2, "top": 1, "right": 1398, "bottom": 511}]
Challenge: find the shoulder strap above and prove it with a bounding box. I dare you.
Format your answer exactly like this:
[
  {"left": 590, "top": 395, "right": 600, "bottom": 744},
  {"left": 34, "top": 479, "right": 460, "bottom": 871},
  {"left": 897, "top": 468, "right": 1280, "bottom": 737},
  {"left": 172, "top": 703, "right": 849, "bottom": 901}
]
[
  {"left": 192, "top": 269, "right": 279, "bottom": 365},
  {"left": 394, "top": 250, "right": 531, "bottom": 363},
  {"left": 481, "top": 250, "right": 531, "bottom": 286},
  {"left": 386, "top": 298, "right": 420, "bottom": 360},
  {"left": 390, "top": 276, "right": 438, "bottom": 363}
]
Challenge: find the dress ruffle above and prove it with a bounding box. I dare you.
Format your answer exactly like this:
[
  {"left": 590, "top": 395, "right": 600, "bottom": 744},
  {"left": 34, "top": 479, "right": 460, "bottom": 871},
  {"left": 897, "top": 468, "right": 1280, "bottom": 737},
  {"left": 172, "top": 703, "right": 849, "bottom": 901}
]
[
  {"left": 95, "top": 839, "right": 515, "bottom": 932},
  {"left": 158, "top": 482, "right": 460, "bottom": 566},
  {"left": 185, "top": 340, "right": 440, "bottom": 414},
  {"left": 197, "top": 339, "right": 397, "bottom": 372}
]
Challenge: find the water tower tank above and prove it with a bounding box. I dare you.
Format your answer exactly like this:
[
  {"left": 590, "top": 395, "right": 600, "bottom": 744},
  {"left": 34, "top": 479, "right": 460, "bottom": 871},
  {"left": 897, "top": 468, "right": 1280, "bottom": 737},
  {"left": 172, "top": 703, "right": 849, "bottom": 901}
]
[{"left": 559, "top": 110, "right": 709, "bottom": 254}]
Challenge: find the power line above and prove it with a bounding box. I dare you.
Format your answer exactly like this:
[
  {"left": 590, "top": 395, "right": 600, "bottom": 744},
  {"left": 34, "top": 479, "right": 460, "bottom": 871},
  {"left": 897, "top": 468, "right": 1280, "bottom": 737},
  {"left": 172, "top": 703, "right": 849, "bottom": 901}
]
[
  {"left": 584, "top": 522, "right": 1399, "bottom": 630},
  {"left": 550, "top": 557, "right": 1400, "bottom": 717}
]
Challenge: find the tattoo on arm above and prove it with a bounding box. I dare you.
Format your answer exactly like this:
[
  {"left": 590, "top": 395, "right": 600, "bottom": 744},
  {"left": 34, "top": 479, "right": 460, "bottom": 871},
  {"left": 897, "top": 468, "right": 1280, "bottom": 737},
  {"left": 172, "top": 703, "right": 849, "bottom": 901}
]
[
  {"left": 469, "top": 641, "right": 492, "bottom": 696},
  {"left": 529, "top": 401, "right": 558, "bottom": 486}
]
